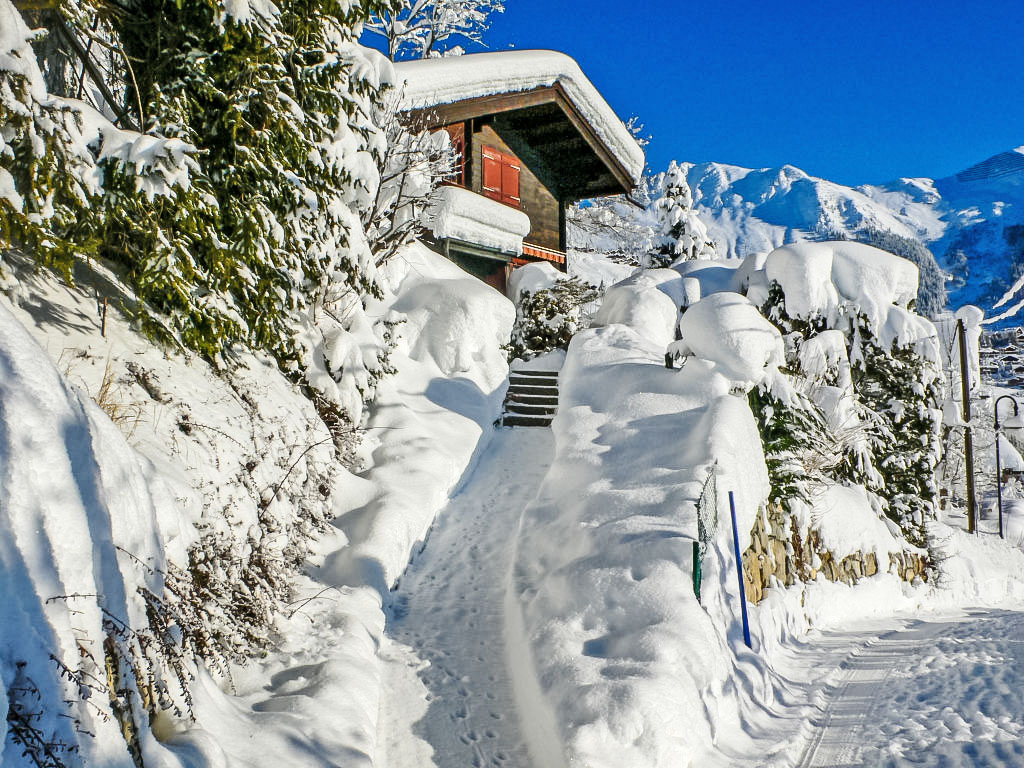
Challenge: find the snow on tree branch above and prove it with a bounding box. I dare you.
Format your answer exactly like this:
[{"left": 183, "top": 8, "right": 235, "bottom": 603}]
[{"left": 365, "top": 0, "right": 504, "bottom": 61}]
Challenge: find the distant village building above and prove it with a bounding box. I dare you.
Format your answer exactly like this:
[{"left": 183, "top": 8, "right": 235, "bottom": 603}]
[{"left": 395, "top": 50, "right": 644, "bottom": 292}]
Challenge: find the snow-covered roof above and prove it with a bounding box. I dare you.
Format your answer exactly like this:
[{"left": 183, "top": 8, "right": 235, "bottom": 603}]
[{"left": 393, "top": 50, "right": 645, "bottom": 186}]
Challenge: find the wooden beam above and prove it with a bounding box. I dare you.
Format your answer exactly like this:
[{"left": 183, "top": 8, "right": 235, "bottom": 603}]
[
  {"left": 406, "top": 86, "right": 560, "bottom": 130},
  {"left": 551, "top": 82, "right": 635, "bottom": 194},
  {"left": 405, "top": 81, "right": 637, "bottom": 197}
]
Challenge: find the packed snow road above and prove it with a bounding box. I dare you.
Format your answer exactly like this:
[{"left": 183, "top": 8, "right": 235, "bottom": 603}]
[
  {"left": 796, "top": 610, "right": 1024, "bottom": 768},
  {"left": 375, "top": 428, "right": 553, "bottom": 768}
]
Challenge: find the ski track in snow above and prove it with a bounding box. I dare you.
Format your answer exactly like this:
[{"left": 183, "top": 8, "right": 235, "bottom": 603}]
[
  {"left": 377, "top": 428, "right": 553, "bottom": 768},
  {"left": 796, "top": 610, "right": 1024, "bottom": 768}
]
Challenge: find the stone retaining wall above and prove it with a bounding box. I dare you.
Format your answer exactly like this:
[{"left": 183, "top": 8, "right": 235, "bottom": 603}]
[{"left": 742, "top": 503, "right": 930, "bottom": 605}]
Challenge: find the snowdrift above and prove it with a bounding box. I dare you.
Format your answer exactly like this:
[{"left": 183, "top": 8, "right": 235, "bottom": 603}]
[
  {"left": 0, "top": 302, "right": 191, "bottom": 767},
  {"left": 0, "top": 239, "right": 514, "bottom": 767}
]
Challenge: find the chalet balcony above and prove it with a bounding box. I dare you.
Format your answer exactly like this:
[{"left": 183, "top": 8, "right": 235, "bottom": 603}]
[
  {"left": 515, "top": 242, "right": 566, "bottom": 269},
  {"left": 426, "top": 184, "right": 531, "bottom": 258}
]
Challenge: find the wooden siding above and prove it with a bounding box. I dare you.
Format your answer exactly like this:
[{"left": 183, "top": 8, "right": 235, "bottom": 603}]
[{"left": 470, "top": 124, "right": 562, "bottom": 251}]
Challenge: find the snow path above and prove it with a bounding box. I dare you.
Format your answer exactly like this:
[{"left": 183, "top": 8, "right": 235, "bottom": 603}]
[
  {"left": 376, "top": 428, "right": 554, "bottom": 768},
  {"left": 795, "top": 610, "right": 1024, "bottom": 768}
]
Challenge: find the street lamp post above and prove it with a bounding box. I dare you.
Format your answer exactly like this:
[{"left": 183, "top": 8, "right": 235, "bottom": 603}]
[{"left": 994, "top": 395, "right": 1024, "bottom": 539}]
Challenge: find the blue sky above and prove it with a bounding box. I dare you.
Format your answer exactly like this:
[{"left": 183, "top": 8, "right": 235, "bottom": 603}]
[{"left": 365, "top": 0, "right": 1024, "bottom": 187}]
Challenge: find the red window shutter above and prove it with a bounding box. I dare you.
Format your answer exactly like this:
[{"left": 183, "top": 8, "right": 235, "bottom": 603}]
[
  {"left": 482, "top": 147, "right": 502, "bottom": 200},
  {"left": 502, "top": 159, "right": 521, "bottom": 207}
]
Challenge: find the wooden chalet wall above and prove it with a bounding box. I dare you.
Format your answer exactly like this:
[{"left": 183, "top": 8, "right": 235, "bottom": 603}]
[{"left": 469, "top": 124, "right": 563, "bottom": 252}]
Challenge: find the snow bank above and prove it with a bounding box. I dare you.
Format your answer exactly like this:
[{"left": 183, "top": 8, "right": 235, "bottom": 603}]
[
  {"left": 426, "top": 184, "right": 530, "bottom": 255},
  {"left": 327, "top": 241, "right": 514, "bottom": 593},
  {"left": 394, "top": 50, "right": 645, "bottom": 185},
  {"left": 0, "top": 303, "right": 191, "bottom": 768},
  {"left": 508, "top": 321, "right": 778, "bottom": 767},
  {"left": 0, "top": 237, "right": 513, "bottom": 767}
]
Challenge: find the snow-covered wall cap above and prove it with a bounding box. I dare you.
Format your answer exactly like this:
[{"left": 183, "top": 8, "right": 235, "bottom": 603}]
[
  {"left": 426, "top": 185, "right": 530, "bottom": 255},
  {"left": 393, "top": 50, "right": 645, "bottom": 185}
]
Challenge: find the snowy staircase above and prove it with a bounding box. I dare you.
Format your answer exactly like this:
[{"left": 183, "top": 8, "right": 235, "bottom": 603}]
[{"left": 501, "top": 370, "right": 559, "bottom": 427}]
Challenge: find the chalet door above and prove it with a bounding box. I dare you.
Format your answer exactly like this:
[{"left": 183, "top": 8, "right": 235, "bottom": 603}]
[{"left": 482, "top": 147, "right": 521, "bottom": 208}]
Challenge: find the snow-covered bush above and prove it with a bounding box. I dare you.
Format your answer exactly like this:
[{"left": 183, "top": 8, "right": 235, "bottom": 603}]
[
  {"left": 747, "top": 242, "right": 944, "bottom": 547},
  {"left": 507, "top": 275, "right": 599, "bottom": 361},
  {"left": 363, "top": 88, "right": 457, "bottom": 266}
]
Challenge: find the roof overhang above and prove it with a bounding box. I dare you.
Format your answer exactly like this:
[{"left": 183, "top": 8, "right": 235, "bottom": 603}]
[{"left": 406, "top": 83, "right": 634, "bottom": 201}]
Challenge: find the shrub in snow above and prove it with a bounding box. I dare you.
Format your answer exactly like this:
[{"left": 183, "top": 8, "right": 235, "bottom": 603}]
[
  {"left": 649, "top": 160, "right": 716, "bottom": 266},
  {"left": 507, "top": 277, "right": 599, "bottom": 361},
  {"left": 751, "top": 243, "right": 943, "bottom": 548}
]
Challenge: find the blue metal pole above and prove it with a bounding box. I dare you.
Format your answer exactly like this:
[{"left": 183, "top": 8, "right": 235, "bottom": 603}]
[{"left": 729, "top": 491, "right": 752, "bottom": 649}]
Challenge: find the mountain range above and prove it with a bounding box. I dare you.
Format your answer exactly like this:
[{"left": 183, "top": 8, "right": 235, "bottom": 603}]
[{"left": 678, "top": 146, "right": 1024, "bottom": 324}]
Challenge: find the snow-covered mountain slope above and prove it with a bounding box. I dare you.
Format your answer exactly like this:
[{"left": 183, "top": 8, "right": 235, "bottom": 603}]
[{"left": 679, "top": 146, "right": 1024, "bottom": 323}]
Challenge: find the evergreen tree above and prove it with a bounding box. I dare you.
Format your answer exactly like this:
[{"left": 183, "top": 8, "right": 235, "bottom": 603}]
[
  {"left": 507, "top": 278, "right": 599, "bottom": 361},
  {"left": 649, "top": 160, "right": 715, "bottom": 267},
  {"left": 756, "top": 279, "right": 942, "bottom": 547},
  {"left": 849, "top": 317, "right": 942, "bottom": 546}
]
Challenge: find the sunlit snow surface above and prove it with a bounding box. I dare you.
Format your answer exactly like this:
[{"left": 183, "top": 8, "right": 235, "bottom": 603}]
[{"left": 794, "top": 611, "right": 1024, "bottom": 768}]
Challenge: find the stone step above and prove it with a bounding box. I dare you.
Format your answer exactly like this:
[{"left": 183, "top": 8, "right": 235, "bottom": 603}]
[
  {"left": 504, "top": 402, "right": 557, "bottom": 416},
  {"left": 509, "top": 369, "right": 560, "bottom": 378},
  {"left": 506, "top": 384, "right": 559, "bottom": 396},
  {"left": 506, "top": 393, "right": 559, "bottom": 406},
  {"left": 502, "top": 414, "right": 553, "bottom": 428}
]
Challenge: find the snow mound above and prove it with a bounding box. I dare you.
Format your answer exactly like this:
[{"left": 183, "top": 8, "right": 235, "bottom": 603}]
[
  {"left": 327, "top": 241, "right": 514, "bottom": 593},
  {"left": 764, "top": 241, "right": 918, "bottom": 331},
  {"left": 590, "top": 268, "right": 685, "bottom": 347},
  {"left": 394, "top": 50, "right": 644, "bottom": 185},
  {"left": 676, "top": 292, "right": 785, "bottom": 388},
  {"left": 426, "top": 184, "right": 530, "bottom": 256}
]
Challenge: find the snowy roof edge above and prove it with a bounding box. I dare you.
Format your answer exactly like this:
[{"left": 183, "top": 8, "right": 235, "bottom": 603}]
[{"left": 392, "top": 50, "right": 645, "bottom": 187}]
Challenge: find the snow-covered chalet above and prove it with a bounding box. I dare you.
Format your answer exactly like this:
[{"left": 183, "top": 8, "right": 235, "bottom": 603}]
[{"left": 395, "top": 50, "right": 645, "bottom": 292}]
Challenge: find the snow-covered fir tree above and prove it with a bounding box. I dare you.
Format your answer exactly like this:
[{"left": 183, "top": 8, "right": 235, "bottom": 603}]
[
  {"left": 650, "top": 160, "right": 716, "bottom": 266},
  {"left": 507, "top": 278, "right": 600, "bottom": 361}
]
